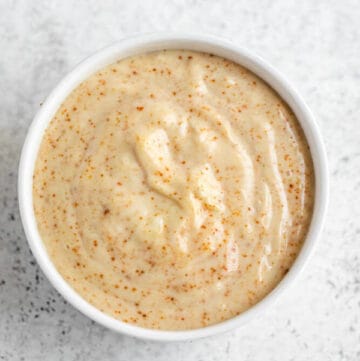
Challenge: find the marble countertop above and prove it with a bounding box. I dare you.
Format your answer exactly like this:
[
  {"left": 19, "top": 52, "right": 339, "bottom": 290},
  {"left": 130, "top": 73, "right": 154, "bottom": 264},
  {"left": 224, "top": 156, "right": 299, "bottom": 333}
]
[{"left": 0, "top": 0, "right": 359, "bottom": 360}]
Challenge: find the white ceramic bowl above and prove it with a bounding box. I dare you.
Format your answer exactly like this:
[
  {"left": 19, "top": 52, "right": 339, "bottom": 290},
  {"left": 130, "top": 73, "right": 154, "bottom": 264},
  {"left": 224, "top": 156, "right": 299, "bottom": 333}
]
[{"left": 18, "top": 33, "right": 328, "bottom": 341}]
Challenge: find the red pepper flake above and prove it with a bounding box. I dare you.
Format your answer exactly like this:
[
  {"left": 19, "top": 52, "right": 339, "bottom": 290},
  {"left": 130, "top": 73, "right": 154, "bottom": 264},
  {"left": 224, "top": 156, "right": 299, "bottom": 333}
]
[
  {"left": 136, "top": 106, "right": 144, "bottom": 111},
  {"left": 154, "top": 170, "right": 163, "bottom": 177}
]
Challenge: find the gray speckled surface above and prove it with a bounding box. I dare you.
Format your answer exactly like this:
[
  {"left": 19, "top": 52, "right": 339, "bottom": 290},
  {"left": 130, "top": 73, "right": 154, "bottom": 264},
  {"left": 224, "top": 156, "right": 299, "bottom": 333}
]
[{"left": 0, "top": 0, "right": 359, "bottom": 360}]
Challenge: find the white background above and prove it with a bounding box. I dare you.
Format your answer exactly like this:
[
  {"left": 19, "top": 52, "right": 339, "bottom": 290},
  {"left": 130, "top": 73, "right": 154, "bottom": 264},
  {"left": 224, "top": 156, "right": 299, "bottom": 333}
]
[{"left": 0, "top": 0, "right": 359, "bottom": 360}]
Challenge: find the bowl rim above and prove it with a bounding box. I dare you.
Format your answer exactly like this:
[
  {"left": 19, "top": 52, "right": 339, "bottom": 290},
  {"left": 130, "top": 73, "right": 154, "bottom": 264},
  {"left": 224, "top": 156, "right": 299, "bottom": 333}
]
[{"left": 18, "top": 32, "right": 329, "bottom": 342}]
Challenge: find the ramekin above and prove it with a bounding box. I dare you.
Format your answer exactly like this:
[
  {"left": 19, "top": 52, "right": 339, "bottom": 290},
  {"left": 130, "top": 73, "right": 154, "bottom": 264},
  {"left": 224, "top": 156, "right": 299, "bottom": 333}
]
[{"left": 18, "top": 33, "right": 328, "bottom": 341}]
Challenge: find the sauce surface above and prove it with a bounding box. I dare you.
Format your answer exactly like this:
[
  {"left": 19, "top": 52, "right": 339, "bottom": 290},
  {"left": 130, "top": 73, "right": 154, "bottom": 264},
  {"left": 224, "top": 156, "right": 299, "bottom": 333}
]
[{"left": 33, "top": 50, "right": 314, "bottom": 330}]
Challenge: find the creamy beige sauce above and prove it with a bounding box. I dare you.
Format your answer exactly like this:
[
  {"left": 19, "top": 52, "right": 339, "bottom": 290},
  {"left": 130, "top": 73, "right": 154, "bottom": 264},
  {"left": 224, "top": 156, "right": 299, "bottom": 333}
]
[{"left": 33, "top": 50, "right": 314, "bottom": 330}]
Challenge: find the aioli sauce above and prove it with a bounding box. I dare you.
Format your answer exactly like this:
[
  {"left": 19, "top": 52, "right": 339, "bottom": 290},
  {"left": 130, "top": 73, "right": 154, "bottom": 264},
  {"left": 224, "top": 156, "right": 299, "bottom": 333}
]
[{"left": 33, "top": 50, "right": 314, "bottom": 330}]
